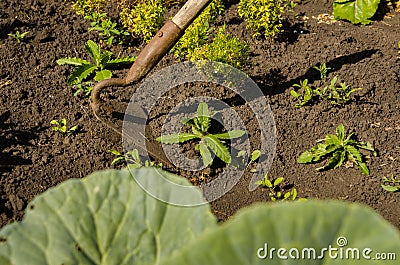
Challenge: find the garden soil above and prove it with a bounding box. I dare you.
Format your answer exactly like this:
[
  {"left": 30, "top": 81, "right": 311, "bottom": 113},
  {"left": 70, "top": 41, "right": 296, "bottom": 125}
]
[{"left": 1, "top": 0, "right": 400, "bottom": 230}]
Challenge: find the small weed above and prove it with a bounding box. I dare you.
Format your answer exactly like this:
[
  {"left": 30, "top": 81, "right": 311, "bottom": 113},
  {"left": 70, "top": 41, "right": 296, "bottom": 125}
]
[
  {"left": 50, "top": 119, "right": 78, "bottom": 136},
  {"left": 317, "top": 76, "right": 361, "bottom": 105},
  {"left": 85, "top": 12, "right": 130, "bottom": 45},
  {"left": 8, "top": 31, "right": 29, "bottom": 43},
  {"left": 56, "top": 40, "right": 136, "bottom": 86},
  {"left": 313, "top": 63, "right": 331, "bottom": 79},
  {"left": 256, "top": 175, "right": 304, "bottom": 201},
  {"left": 157, "top": 102, "right": 245, "bottom": 167},
  {"left": 290, "top": 79, "right": 316, "bottom": 108},
  {"left": 298, "top": 124, "right": 376, "bottom": 175},
  {"left": 109, "top": 149, "right": 162, "bottom": 168},
  {"left": 72, "top": 81, "right": 93, "bottom": 97},
  {"left": 291, "top": 76, "right": 361, "bottom": 108},
  {"left": 381, "top": 175, "right": 400, "bottom": 192},
  {"left": 237, "top": 150, "right": 261, "bottom": 172}
]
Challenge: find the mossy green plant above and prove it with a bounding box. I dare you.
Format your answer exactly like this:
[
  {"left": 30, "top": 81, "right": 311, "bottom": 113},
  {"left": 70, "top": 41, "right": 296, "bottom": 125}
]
[
  {"left": 70, "top": 0, "right": 107, "bottom": 15},
  {"left": 189, "top": 25, "right": 250, "bottom": 69},
  {"left": 238, "top": 0, "right": 286, "bottom": 38},
  {"left": 119, "top": 0, "right": 166, "bottom": 42},
  {"left": 171, "top": 0, "right": 224, "bottom": 60}
]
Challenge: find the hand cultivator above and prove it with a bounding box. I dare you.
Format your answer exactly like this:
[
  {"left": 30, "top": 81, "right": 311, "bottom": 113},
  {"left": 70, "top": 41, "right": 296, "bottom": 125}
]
[
  {"left": 90, "top": 0, "right": 211, "bottom": 129},
  {"left": 90, "top": 0, "right": 212, "bottom": 162}
]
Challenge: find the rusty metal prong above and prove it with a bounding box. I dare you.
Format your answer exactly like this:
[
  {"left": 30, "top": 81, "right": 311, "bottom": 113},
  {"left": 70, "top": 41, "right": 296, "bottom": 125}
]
[{"left": 90, "top": 77, "right": 127, "bottom": 135}]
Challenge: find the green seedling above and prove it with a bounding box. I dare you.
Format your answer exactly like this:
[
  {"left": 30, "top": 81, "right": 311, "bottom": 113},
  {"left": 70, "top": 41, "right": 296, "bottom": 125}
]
[
  {"left": 157, "top": 102, "right": 245, "bottom": 167},
  {"left": 256, "top": 175, "right": 303, "bottom": 201},
  {"left": 291, "top": 76, "right": 361, "bottom": 108},
  {"left": 313, "top": 63, "right": 331, "bottom": 79},
  {"left": 381, "top": 175, "right": 400, "bottom": 192},
  {"left": 56, "top": 40, "right": 136, "bottom": 86},
  {"left": 298, "top": 124, "right": 376, "bottom": 175},
  {"left": 8, "top": 31, "right": 29, "bottom": 43},
  {"left": 238, "top": 150, "right": 261, "bottom": 172},
  {"left": 72, "top": 81, "right": 93, "bottom": 97},
  {"left": 85, "top": 12, "right": 130, "bottom": 45},
  {"left": 109, "top": 149, "right": 162, "bottom": 169},
  {"left": 318, "top": 76, "right": 361, "bottom": 105},
  {"left": 290, "top": 79, "right": 317, "bottom": 108},
  {"left": 50, "top": 119, "right": 77, "bottom": 136}
]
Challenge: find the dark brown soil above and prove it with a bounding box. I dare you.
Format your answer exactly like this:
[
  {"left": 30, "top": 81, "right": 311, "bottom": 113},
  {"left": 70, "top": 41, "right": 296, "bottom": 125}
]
[{"left": 1, "top": 0, "right": 399, "bottom": 230}]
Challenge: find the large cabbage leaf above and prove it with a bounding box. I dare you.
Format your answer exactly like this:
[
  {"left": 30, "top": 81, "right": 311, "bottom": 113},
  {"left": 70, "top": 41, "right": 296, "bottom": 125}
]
[
  {"left": 0, "top": 168, "right": 216, "bottom": 265},
  {"left": 163, "top": 201, "right": 400, "bottom": 265}
]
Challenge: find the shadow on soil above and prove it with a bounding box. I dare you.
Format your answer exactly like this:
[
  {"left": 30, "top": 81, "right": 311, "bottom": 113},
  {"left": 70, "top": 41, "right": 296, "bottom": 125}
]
[
  {"left": 256, "top": 49, "right": 379, "bottom": 96},
  {"left": 0, "top": 111, "right": 41, "bottom": 174}
]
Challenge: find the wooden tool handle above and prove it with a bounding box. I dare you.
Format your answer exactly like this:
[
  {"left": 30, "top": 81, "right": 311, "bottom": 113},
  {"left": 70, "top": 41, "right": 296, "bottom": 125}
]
[{"left": 172, "top": 0, "right": 212, "bottom": 29}]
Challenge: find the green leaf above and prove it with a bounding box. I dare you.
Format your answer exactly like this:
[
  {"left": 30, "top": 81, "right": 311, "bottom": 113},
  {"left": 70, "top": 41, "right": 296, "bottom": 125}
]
[
  {"left": 381, "top": 184, "right": 400, "bottom": 192},
  {"left": 85, "top": 40, "right": 101, "bottom": 66},
  {"left": 250, "top": 150, "right": 261, "bottom": 162},
  {"left": 290, "top": 90, "right": 300, "bottom": 98},
  {"left": 163, "top": 201, "right": 400, "bottom": 265},
  {"left": 156, "top": 133, "right": 198, "bottom": 144},
  {"left": 56, "top": 57, "right": 90, "bottom": 66},
  {"left": 237, "top": 150, "right": 246, "bottom": 158},
  {"left": 67, "top": 64, "right": 97, "bottom": 85},
  {"left": 94, "top": 69, "right": 112, "bottom": 82},
  {"left": 336, "top": 124, "right": 345, "bottom": 141},
  {"left": 197, "top": 102, "right": 210, "bottom": 118},
  {"left": 316, "top": 150, "right": 344, "bottom": 171},
  {"left": 213, "top": 130, "right": 245, "bottom": 140},
  {"left": 111, "top": 156, "right": 124, "bottom": 165},
  {"left": 297, "top": 151, "right": 315, "bottom": 163},
  {"left": 346, "top": 145, "right": 369, "bottom": 175},
  {"left": 199, "top": 142, "right": 213, "bottom": 167},
  {"left": 204, "top": 135, "right": 231, "bottom": 163},
  {"left": 99, "top": 51, "right": 112, "bottom": 67},
  {"left": 333, "top": 0, "right": 380, "bottom": 25},
  {"left": 109, "top": 149, "right": 122, "bottom": 156},
  {"left": 106, "top": 57, "right": 136, "bottom": 66},
  {"left": 325, "top": 134, "right": 341, "bottom": 146},
  {"left": 356, "top": 141, "right": 375, "bottom": 152},
  {"left": 0, "top": 168, "right": 216, "bottom": 265},
  {"left": 273, "top": 177, "right": 284, "bottom": 186}
]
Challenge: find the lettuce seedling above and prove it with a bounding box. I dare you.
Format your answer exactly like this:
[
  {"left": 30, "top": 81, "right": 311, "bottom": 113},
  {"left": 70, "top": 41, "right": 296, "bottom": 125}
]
[
  {"left": 56, "top": 40, "right": 135, "bottom": 86},
  {"left": 298, "top": 124, "right": 376, "bottom": 175},
  {"left": 256, "top": 175, "right": 304, "bottom": 201},
  {"left": 156, "top": 102, "right": 245, "bottom": 167},
  {"left": 109, "top": 149, "right": 162, "bottom": 168},
  {"left": 8, "top": 31, "right": 29, "bottom": 43},
  {"left": 50, "top": 119, "right": 77, "bottom": 136},
  {"left": 290, "top": 79, "right": 316, "bottom": 108}
]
